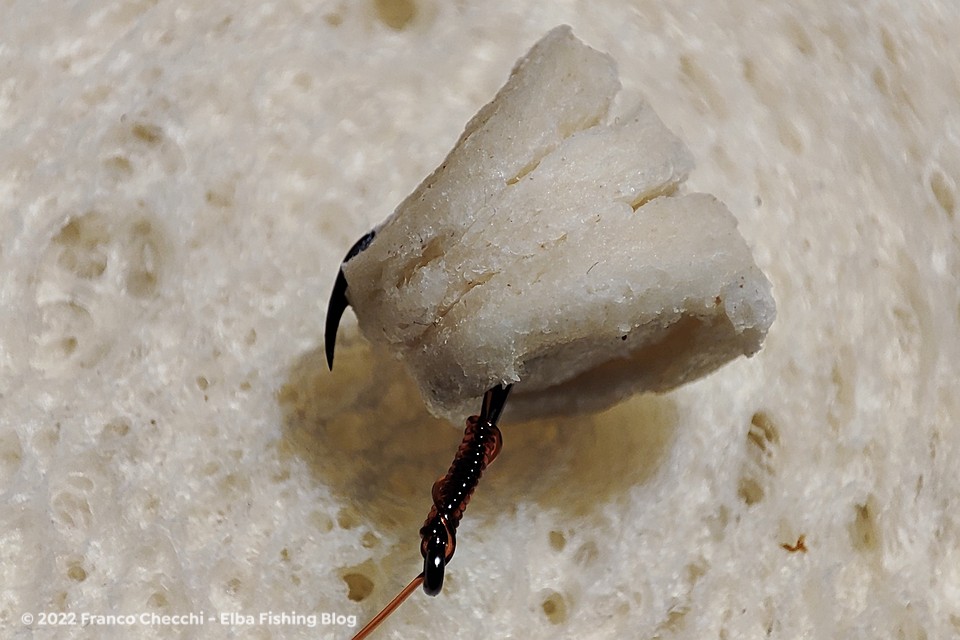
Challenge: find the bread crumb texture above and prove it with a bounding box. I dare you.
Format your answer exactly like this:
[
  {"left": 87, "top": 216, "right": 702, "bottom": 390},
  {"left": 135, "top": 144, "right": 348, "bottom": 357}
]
[{"left": 1, "top": 2, "right": 958, "bottom": 640}]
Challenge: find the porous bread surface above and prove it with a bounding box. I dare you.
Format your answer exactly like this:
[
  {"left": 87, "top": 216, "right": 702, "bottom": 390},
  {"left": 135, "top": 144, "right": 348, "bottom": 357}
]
[
  {"left": 2, "top": 3, "right": 959, "bottom": 640},
  {"left": 344, "top": 27, "right": 775, "bottom": 421}
]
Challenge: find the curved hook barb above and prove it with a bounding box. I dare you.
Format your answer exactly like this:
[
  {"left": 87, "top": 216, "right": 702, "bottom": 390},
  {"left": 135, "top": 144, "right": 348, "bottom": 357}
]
[
  {"left": 350, "top": 384, "right": 512, "bottom": 638},
  {"left": 324, "top": 229, "right": 376, "bottom": 370}
]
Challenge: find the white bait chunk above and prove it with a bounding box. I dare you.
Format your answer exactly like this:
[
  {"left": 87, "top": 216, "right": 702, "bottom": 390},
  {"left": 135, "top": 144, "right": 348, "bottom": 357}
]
[{"left": 342, "top": 26, "right": 776, "bottom": 421}]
